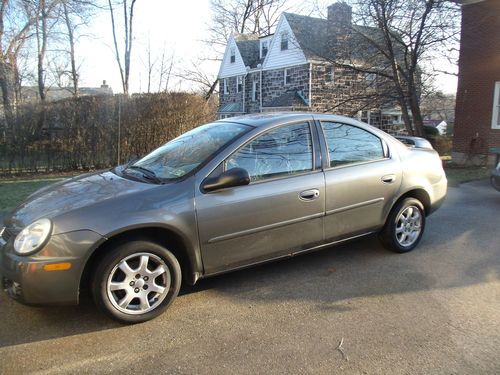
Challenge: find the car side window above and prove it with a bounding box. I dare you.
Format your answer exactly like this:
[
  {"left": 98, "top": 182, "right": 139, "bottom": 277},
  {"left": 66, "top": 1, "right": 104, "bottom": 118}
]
[
  {"left": 321, "top": 122, "right": 385, "bottom": 167},
  {"left": 225, "top": 122, "right": 313, "bottom": 182}
]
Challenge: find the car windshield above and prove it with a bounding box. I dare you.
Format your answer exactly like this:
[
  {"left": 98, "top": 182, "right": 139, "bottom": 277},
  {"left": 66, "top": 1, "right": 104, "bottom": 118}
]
[{"left": 129, "top": 122, "right": 250, "bottom": 180}]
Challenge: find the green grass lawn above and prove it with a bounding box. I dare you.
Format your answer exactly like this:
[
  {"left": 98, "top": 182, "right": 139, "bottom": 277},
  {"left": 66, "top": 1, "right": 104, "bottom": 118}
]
[
  {"left": 0, "top": 178, "right": 64, "bottom": 214},
  {"left": 444, "top": 165, "right": 491, "bottom": 186}
]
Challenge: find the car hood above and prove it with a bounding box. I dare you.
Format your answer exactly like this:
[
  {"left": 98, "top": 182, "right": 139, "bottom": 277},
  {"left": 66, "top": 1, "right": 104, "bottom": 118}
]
[{"left": 5, "top": 170, "right": 157, "bottom": 231}]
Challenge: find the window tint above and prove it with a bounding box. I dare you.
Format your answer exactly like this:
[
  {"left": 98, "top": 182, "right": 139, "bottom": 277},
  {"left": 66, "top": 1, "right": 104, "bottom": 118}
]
[
  {"left": 322, "top": 122, "right": 385, "bottom": 167},
  {"left": 226, "top": 123, "right": 313, "bottom": 182}
]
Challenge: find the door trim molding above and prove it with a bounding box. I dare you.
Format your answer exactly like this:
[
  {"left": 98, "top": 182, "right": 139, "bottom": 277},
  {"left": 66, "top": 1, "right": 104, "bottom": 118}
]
[
  {"left": 325, "top": 197, "right": 384, "bottom": 216},
  {"left": 207, "top": 212, "right": 324, "bottom": 244}
]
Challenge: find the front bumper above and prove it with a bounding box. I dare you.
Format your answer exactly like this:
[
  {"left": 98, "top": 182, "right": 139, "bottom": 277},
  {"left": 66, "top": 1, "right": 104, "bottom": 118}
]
[{"left": 0, "top": 230, "right": 104, "bottom": 305}]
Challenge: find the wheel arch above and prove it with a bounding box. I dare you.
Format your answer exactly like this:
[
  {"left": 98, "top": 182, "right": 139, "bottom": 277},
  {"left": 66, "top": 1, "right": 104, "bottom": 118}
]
[
  {"left": 79, "top": 225, "right": 203, "bottom": 299},
  {"left": 392, "top": 188, "right": 431, "bottom": 216}
]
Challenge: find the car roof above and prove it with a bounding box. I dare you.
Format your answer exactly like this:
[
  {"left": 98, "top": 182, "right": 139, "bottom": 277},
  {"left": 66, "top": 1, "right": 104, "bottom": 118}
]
[{"left": 216, "top": 112, "right": 367, "bottom": 128}]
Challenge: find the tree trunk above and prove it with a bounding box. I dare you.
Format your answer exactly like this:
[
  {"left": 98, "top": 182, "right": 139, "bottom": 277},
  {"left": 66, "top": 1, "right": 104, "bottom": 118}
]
[{"left": 63, "top": 1, "right": 78, "bottom": 97}]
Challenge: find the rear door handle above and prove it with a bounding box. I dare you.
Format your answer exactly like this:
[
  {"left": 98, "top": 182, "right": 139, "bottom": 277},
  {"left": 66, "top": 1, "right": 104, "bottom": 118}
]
[
  {"left": 381, "top": 174, "right": 396, "bottom": 184},
  {"left": 299, "top": 189, "right": 320, "bottom": 201}
]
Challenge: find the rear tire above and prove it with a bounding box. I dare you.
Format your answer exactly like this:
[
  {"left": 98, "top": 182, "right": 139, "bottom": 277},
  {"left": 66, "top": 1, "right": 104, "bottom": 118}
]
[
  {"left": 379, "top": 198, "right": 426, "bottom": 253},
  {"left": 491, "top": 175, "right": 500, "bottom": 192},
  {"left": 91, "top": 240, "right": 181, "bottom": 324}
]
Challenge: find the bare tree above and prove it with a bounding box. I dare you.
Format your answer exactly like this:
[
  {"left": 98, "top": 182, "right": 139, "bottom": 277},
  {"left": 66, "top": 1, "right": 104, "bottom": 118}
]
[
  {"left": 0, "top": 0, "right": 36, "bottom": 119},
  {"left": 207, "top": 0, "right": 287, "bottom": 50},
  {"left": 336, "top": 0, "right": 460, "bottom": 136},
  {"left": 108, "top": 0, "right": 137, "bottom": 96}
]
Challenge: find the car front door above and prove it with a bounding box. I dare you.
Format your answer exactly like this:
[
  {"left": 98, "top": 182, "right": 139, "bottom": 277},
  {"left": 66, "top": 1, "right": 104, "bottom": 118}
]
[
  {"left": 195, "top": 121, "right": 325, "bottom": 275},
  {"left": 319, "top": 121, "right": 402, "bottom": 242}
]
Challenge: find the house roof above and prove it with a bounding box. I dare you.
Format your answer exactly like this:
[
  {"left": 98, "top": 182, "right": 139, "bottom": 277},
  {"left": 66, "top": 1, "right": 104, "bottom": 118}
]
[
  {"left": 218, "top": 102, "right": 244, "bottom": 113},
  {"left": 234, "top": 34, "right": 261, "bottom": 68},
  {"left": 263, "top": 90, "right": 309, "bottom": 108},
  {"left": 283, "top": 13, "right": 329, "bottom": 59},
  {"left": 283, "top": 12, "right": 387, "bottom": 62}
]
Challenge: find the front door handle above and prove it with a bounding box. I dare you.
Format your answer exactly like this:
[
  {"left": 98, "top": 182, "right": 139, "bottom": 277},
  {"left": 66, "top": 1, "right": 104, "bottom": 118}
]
[
  {"left": 381, "top": 174, "right": 396, "bottom": 184},
  {"left": 299, "top": 189, "right": 320, "bottom": 201}
]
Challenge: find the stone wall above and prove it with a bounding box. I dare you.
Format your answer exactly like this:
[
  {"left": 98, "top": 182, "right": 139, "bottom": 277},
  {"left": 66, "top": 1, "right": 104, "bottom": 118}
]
[
  {"left": 261, "top": 64, "right": 310, "bottom": 107},
  {"left": 218, "top": 76, "right": 244, "bottom": 113},
  {"left": 245, "top": 72, "right": 261, "bottom": 114}
]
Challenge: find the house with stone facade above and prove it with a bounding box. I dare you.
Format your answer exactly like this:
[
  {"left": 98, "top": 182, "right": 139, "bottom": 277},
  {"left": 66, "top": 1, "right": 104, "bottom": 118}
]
[
  {"left": 453, "top": 0, "right": 500, "bottom": 165},
  {"left": 217, "top": 2, "right": 405, "bottom": 132}
]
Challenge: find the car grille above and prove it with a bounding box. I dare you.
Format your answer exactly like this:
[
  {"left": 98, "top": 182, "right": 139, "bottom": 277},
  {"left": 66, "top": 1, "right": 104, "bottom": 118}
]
[{"left": 1, "top": 227, "right": 15, "bottom": 242}]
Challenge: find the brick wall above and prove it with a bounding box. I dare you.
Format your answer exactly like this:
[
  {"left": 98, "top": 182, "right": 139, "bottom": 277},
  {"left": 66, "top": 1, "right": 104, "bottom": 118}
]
[{"left": 453, "top": 0, "right": 500, "bottom": 165}]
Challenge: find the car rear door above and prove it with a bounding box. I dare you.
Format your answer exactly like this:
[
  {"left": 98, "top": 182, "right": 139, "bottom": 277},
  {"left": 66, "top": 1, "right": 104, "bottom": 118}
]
[
  {"left": 195, "top": 121, "right": 325, "bottom": 275},
  {"left": 318, "top": 120, "right": 402, "bottom": 242}
]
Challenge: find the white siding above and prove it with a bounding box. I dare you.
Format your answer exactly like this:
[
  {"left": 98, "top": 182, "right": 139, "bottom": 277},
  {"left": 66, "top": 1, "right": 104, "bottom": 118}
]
[
  {"left": 218, "top": 36, "right": 247, "bottom": 79},
  {"left": 262, "top": 15, "right": 307, "bottom": 70}
]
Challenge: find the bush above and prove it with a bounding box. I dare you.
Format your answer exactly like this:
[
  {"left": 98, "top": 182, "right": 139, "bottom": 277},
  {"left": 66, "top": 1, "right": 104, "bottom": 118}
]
[{"left": 0, "top": 92, "right": 217, "bottom": 175}]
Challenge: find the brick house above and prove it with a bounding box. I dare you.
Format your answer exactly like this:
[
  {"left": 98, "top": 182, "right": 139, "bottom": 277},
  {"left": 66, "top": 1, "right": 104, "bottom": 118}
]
[
  {"left": 453, "top": 0, "right": 500, "bottom": 165},
  {"left": 217, "top": 3, "right": 405, "bottom": 132}
]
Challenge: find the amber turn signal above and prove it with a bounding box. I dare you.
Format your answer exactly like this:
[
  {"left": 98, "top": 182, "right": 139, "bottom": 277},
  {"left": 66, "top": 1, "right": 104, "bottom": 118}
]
[{"left": 43, "top": 262, "right": 72, "bottom": 271}]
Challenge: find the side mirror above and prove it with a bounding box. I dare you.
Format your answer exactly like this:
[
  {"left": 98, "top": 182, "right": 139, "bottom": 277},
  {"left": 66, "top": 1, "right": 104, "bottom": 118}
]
[{"left": 202, "top": 167, "right": 250, "bottom": 193}]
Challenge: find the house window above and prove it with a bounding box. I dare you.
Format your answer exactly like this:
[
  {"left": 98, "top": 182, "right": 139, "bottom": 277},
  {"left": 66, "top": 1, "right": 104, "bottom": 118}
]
[
  {"left": 281, "top": 32, "right": 288, "bottom": 51},
  {"left": 327, "top": 66, "right": 335, "bottom": 83},
  {"left": 252, "top": 80, "right": 258, "bottom": 101},
  {"left": 261, "top": 40, "right": 268, "bottom": 59},
  {"left": 223, "top": 78, "right": 228, "bottom": 95},
  {"left": 237, "top": 76, "right": 243, "bottom": 93},
  {"left": 284, "top": 68, "right": 291, "bottom": 85},
  {"left": 230, "top": 48, "right": 235, "bottom": 63},
  {"left": 492, "top": 81, "right": 500, "bottom": 129},
  {"left": 321, "top": 122, "right": 385, "bottom": 167}
]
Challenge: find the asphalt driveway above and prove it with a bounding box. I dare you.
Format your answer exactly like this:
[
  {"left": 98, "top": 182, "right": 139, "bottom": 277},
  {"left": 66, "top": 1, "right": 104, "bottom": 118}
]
[{"left": 0, "top": 180, "right": 499, "bottom": 374}]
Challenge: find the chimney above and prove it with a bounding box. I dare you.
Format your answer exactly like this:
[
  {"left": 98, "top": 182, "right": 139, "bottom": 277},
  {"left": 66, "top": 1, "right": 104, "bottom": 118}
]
[
  {"left": 327, "top": 3, "right": 352, "bottom": 57},
  {"left": 328, "top": 3, "right": 352, "bottom": 30}
]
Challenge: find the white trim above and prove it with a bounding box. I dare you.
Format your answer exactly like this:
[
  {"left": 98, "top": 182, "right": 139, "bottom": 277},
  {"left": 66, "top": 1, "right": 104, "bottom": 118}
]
[
  {"left": 218, "top": 35, "right": 247, "bottom": 79},
  {"left": 223, "top": 78, "right": 228, "bottom": 95},
  {"left": 262, "top": 15, "right": 307, "bottom": 70},
  {"left": 492, "top": 81, "right": 500, "bottom": 130}
]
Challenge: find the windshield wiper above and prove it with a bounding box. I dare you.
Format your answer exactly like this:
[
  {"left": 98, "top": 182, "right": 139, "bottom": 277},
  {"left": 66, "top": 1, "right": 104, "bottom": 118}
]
[{"left": 126, "top": 165, "right": 162, "bottom": 184}]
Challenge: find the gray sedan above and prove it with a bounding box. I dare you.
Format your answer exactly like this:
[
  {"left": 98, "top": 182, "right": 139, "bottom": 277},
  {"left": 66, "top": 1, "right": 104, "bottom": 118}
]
[{"left": 0, "top": 113, "right": 447, "bottom": 323}]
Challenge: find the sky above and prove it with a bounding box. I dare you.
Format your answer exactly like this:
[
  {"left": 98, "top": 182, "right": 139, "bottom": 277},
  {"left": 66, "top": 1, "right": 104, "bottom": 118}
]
[{"left": 74, "top": 0, "right": 458, "bottom": 95}]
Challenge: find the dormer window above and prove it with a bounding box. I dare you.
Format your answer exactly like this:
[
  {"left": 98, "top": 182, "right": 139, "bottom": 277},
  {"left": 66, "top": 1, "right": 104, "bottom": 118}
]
[
  {"left": 230, "top": 48, "right": 236, "bottom": 63},
  {"left": 281, "top": 32, "right": 289, "bottom": 51},
  {"left": 261, "top": 40, "right": 268, "bottom": 59}
]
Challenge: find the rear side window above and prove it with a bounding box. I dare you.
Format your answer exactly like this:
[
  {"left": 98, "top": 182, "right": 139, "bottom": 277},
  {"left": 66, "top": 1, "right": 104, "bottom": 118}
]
[
  {"left": 321, "top": 122, "right": 385, "bottom": 167},
  {"left": 226, "top": 122, "right": 313, "bottom": 182}
]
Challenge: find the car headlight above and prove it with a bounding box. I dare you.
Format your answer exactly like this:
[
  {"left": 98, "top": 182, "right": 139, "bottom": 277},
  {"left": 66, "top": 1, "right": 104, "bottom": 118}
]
[{"left": 14, "top": 218, "right": 52, "bottom": 255}]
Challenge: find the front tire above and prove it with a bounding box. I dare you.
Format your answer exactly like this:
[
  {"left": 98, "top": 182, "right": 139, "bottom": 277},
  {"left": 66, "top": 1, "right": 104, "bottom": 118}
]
[
  {"left": 380, "top": 198, "right": 426, "bottom": 253},
  {"left": 91, "top": 240, "right": 181, "bottom": 323}
]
